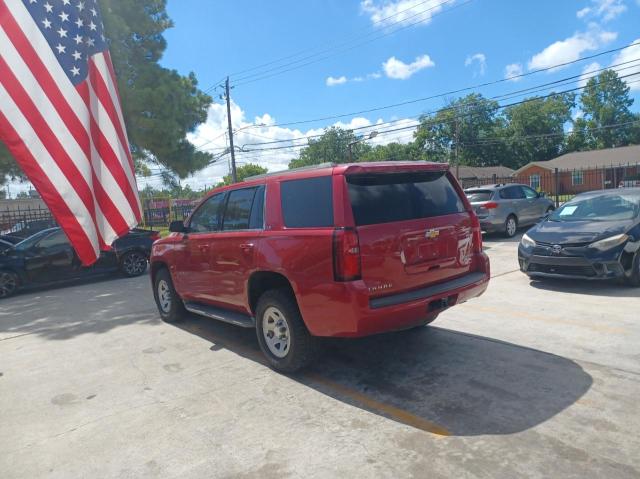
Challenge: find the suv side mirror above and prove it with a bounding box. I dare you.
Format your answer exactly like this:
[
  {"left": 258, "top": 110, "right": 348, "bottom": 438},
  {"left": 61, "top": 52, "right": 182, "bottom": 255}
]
[{"left": 169, "top": 220, "right": 186, "bottom": 233}]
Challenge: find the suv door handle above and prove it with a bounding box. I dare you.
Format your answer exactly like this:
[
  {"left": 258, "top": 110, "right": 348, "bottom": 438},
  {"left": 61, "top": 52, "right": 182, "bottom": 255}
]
[
  {"left": 198, "top": 244, "right": 210, "bottom": 253},
  {"left": 240, "top": 243, "right": 254, "bottom": 250}
]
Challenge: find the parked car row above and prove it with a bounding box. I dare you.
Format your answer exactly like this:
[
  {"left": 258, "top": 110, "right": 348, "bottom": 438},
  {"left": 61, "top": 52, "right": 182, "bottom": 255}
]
[{"left": 0, "top": 227, "right": 159, "bottom": 299}]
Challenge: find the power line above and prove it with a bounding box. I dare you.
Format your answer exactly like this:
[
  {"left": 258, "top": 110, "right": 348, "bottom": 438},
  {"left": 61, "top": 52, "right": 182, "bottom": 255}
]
[
  {"left": 238, "top": 40, "right": 640, "bottom": 128},
  {"left": 225, "top": 0, "right": 447, "bottom": 79},
  {"left": 232, "top": 0, "right": 472, "bottom": 87},
  {"left": 238, "top": 61, "right": 640, "bottom": 151}
]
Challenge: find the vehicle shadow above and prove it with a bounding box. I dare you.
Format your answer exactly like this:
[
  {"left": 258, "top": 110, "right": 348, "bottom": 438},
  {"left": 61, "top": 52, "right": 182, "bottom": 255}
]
[
  {"left": 529, "top": 278, "right": 640, "bottom": 298},
  {"left": 174, "top": 313, "right": 592, "bottom": 437},
  {"left": 0, "top": 274, "right": 157, "bottom": 341}
]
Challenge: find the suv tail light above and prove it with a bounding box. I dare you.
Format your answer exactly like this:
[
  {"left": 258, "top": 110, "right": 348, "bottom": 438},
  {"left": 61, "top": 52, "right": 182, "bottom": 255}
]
[
  {"left": 470, "top": 212, "right": 483, "bottom": 254},
  {"left": 333, "top": 228, "right": 361, "bottom": 281}
]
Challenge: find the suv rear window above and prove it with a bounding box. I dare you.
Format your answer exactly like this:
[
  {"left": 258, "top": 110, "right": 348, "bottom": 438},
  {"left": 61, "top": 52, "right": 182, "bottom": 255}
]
[
  {"left": 347, "top": 171, "right": 466, "bottom": 226},
  {"left": 465, "top": 190, "right": 494, "bottom": 202},
  {"left": 281, "top": 176, "right": 334, "bottom": 228}
]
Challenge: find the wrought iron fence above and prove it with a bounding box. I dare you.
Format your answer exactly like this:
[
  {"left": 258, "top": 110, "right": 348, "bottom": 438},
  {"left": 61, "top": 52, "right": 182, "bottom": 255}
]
[
  {"left": 459, "top": 162, "right": 640, "bottom": 206},
  {"left": 0, "top": 204, "right": 56, "bottom": 237}
]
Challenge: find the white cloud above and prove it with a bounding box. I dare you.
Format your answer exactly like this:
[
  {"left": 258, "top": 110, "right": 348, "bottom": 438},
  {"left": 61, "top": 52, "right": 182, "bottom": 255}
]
[
  {"left": 527, "top": 25, "right": 617, "bottom": 71},
  {"left": 326, "top": 75, "right": 347, "bottom": 86},
  {"left": 578, "top": 61, "right": 602, "bottom": 88},
  {"left": 382, "top": 54, "right": 435, "bottom": 79},
  {"left": 577, "top": 6, "right": 592, "bottom": 18},
  {"left": 360, "top": 0, "right": 453, "bottom": 28},
  {"left": 504, "top": 63, "right": 524, "bottom": 81},
  {"left": 141, "top": 101, "right": 421, "bottom": 190},
  {"left": 465, "top": 53, "right": 486, "bottom": 76},
  {"left": 577, "top": 0, "right": 627, "bottom": 21},
  {"left": 611, "top": 38, "right": 640, "bottom": 91}
]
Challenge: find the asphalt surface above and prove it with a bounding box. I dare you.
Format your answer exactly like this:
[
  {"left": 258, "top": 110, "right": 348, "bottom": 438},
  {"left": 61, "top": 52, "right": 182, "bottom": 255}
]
[{"left": 1, "top": 233, "right": 639, "bottom": 478}]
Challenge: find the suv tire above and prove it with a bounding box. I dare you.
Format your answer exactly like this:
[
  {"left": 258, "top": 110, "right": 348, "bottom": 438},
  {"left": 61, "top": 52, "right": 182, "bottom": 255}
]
[
  {"left": 504, "top": 215, "right": 518, "bottom": 238},
  {"left": 255, "top": 289, "right": 319, "bottom": 373},
  {"left": 153, "top": 268, "right": 185, "bottom": 322}
]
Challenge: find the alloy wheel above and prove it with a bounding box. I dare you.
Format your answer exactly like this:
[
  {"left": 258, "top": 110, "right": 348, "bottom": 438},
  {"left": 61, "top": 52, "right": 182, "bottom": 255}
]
[
  {"left": 124, "top": 252, "right": 147, "bottom": 276},
  {"left": 157, "top": 279, "right": 172, "bottom": 313},
  {"left": 262, "top": 306, "right": 291, "bottom": 358},
  {"left": 507, "top": 217, "right": 517, "bottom": 237}
]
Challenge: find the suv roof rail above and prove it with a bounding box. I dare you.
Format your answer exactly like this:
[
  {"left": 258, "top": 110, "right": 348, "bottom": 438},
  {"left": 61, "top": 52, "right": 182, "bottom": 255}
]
[{"left": 243, "top": 162, "right": 336, "bottom": 181}]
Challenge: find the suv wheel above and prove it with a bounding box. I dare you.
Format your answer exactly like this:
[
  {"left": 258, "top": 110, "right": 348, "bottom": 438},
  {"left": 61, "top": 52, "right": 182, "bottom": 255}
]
[
  {"left": 153, "top": 268, "right": 185, "bottom": 322},
  {"left": 0, "top": 270, "right": 18, "bottom": 299},
  {"left": 255, "top": 290, "right": 319, "bottom": 373},
  {"left": 504, "top": 215, "right": 518, "bottom": 238},
  {"left": 120, "top": 251, "right": 148, "bottom": 277}
]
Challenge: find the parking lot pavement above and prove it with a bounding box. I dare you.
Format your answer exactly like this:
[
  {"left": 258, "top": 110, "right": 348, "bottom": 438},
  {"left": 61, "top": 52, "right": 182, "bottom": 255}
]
[{"left": 1, "top": 239, "right": 639, "bottom": 478}]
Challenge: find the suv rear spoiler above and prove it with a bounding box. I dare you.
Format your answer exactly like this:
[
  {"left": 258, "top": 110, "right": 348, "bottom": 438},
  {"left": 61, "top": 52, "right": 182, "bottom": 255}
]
[{"left": 339, "top": 162, "right": 450, "bottom": 175}]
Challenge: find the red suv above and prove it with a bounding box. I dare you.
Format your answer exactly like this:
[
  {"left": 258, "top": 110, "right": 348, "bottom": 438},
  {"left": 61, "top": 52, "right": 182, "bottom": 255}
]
[{"left": 151, "top": 162, "right": 490, "bottom": 371}]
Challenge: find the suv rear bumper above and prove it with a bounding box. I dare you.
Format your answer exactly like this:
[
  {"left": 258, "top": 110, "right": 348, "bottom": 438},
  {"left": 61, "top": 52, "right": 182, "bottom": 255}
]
[{"left": 301, "top": 253, "right": 490, "bottom": 337}]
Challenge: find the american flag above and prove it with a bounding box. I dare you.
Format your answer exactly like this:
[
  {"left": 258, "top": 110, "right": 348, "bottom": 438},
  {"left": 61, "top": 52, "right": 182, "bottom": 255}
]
[{"left": 0, "top": 0, "right": 142, "bottom": 265}]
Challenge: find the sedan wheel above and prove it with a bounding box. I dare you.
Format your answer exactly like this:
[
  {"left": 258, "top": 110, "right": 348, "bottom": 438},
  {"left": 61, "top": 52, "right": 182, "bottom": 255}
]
[
  {"left": 121, "top": 251, "right": 148, "bottom": 277},
  {"left": 0, "top": 270, "right": 18, "bottom": 299}
]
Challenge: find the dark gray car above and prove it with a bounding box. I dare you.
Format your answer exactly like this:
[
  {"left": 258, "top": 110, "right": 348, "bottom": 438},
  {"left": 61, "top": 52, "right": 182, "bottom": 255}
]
[{"left": 465, "top": 184, "right": 555, "bottom": 237}]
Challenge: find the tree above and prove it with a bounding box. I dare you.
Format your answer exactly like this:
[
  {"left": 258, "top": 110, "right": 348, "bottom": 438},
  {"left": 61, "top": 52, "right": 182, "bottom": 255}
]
[
  {"left": 503, "top": 93, "right": 575, "bottom": 168},
  {"left": 413, "top": 94, "right": 508, "bottom": 167},
  {"left": 0, "top": 0, "right": 213, "bottom": 185},
  {"left": 566, "top": 70, "right": 636, "bottom": 150},
  {"left": 218, "top": 163, "right": 268, "bottom": 186},
  {"left": 289, "top": 127, "right": 371, "bottom": 168},
  {"left": 359, "top": 142, "right": 420, "bottom": 162}
]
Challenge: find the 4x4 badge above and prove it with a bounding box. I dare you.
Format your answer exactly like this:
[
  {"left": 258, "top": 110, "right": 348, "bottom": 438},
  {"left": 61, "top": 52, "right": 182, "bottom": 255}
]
[{"left": 425, "top": 229, "right": 440, "bottom": 239}]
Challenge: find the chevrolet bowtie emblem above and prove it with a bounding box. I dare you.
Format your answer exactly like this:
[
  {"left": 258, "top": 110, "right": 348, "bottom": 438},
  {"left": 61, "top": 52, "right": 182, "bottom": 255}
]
[{"left": 425, "top": 229, "right": 440, "bottom": 239}]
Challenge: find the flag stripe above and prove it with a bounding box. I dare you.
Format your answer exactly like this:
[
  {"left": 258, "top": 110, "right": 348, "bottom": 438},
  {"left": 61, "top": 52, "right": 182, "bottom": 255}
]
[
  {"left": 92, "top": 53, "right": 139, "bottom": 205},
  {"left": 0, "top": 87, "right": 98, "bottom": 263},
  {"left": 0, "top": 24, "right": 123, "bottom": 244},
  {"left": 0, "top": 56, "right": 106, "bottom": 247},
  {"left": 84, "top": 69, "right": 141, "bottom": 219}
]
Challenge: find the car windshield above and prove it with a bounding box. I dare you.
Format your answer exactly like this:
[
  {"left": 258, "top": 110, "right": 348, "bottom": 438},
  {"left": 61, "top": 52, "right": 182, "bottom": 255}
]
[
  {"left": 13, "top": 229, "right": 56, "bottom": 251},
  {"left": 549, "top": 194, "right": 640, "bottom": 222},
  {"left": 465, "top": 190, "right": 493, "bottom": 202}
]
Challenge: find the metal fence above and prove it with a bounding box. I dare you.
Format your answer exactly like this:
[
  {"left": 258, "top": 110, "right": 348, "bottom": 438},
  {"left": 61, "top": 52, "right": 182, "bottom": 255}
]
[
  {"left": 0, "top": 204, "right": 56, "bottom": 237},
  {"left": 459, "top": 162, "right": 640, "bottom": 206}
]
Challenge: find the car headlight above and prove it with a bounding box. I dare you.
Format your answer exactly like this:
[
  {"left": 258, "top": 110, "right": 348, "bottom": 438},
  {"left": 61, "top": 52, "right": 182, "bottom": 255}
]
[
  {"left": 589, "top": 233, "right": 629, "bottom": 251},
  {"left": 521, "top": 233, "right": 536, "bottom": 248}
]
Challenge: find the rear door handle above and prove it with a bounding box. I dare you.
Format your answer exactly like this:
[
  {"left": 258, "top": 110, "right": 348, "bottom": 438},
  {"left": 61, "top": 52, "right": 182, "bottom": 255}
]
[
  {"left": 198, "top": 244, "right": 210, "bottom": 252},
  {"left": 240, "top": 243, "right": 254, "bottom": 250}
]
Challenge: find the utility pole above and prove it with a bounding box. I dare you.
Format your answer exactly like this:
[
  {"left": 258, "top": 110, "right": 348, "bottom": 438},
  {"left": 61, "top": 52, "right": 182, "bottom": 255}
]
[
  {"left": 225, "top": 77, "right": 237, "bottom": 183},
  {"left": 454, "top": 114, "right": 460, "bottom": 179}
]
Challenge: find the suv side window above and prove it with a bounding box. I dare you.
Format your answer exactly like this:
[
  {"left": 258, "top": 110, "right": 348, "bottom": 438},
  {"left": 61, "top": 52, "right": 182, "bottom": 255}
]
[
  {"left": 249, "top": 185, "right": 265, "bottom": 229},
  {"left": 522, "top": 186, "right": 538, "bottom": 199},
  {"left": 222, "top": 187, "right": 257, "bottom": 231},
  {"left": 189, "top": 193, "right": 225, "bottom": 233},
  {"left": 281, "top": 176, "right": 333, "bottom": 228}
]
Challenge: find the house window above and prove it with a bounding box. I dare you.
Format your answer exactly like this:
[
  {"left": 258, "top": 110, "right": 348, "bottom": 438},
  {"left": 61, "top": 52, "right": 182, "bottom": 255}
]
[
  {"left": 572, "top": 170, "right": 584, "bottom": 186},
  {"left": 529, "top": 174, "right": 541, "bottom": 191}
]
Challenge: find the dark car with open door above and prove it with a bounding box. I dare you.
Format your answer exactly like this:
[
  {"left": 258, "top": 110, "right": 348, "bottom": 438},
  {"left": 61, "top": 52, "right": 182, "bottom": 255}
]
[
  {"left": 518, "top": 188, "right": 640, "bottom": 286},
  {"left": 0, "top": 227, "right": 159, "bottom": 299}
]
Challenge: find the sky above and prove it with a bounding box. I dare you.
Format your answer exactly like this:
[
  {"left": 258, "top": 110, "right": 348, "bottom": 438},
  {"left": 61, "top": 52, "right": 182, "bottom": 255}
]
[{"left": 7, "top": 0, "right": 640, "bottom": 195}]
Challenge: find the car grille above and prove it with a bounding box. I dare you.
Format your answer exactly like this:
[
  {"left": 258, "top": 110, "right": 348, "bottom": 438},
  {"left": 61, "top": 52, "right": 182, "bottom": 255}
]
[
  {"left": 527, "top": 263, "right": 596, "bottom": 277},
  {"left": 533, "top": 240, "right": 590, "bottom": 257}
]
